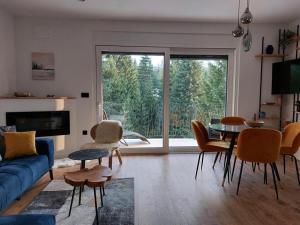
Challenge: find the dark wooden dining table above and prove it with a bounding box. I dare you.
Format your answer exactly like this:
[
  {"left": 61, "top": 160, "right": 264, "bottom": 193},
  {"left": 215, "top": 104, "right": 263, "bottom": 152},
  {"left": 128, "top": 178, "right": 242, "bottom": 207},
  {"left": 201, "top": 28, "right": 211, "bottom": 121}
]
[{"left": 209, "top": 123, "right": 248, "bottom": 186}]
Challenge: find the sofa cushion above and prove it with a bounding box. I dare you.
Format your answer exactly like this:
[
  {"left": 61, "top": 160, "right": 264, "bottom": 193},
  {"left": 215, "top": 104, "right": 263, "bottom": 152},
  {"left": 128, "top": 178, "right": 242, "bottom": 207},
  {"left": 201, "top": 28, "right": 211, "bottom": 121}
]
[
  {"left": 0, "top": 214, "right": 56, "bottom": 225},
  {"left": 0, "top": 172, "right": 22, "bottom": 211},
  {"left": 4, "top": 131, "right": 37, "bottom": 160},
  {"left": 0, "top": 155, "right": 49, "bottom": 183},
  {"left": 0, "top": 126, "right": 16, "bottom": 159}
]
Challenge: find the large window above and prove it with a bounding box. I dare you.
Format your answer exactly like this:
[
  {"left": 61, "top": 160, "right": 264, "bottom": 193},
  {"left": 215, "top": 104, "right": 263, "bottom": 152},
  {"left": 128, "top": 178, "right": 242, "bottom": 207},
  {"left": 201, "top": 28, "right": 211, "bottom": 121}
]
[
  {"left": 169, "top": 55, "right": 228, "bottom": 140},
  {"left": 97, "top": 47, "right": 232, "bottom": 152}
]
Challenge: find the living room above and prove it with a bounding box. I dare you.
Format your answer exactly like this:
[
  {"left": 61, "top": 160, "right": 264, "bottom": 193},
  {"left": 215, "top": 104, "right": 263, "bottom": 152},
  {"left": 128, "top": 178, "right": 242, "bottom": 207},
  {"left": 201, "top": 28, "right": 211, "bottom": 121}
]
[{"left": 1, "top": 0, "right": 300, "bottom": 225}]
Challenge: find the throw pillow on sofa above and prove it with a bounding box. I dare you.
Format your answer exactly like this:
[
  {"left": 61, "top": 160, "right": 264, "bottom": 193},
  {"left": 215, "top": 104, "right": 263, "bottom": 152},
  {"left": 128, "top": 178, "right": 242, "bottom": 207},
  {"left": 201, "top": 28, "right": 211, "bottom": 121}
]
[
  {"left": 0, "top": 125, "right": 16, "bottom": 160},
  {"left": 4, "top": 131, "right": 38, "bottom": 159}
]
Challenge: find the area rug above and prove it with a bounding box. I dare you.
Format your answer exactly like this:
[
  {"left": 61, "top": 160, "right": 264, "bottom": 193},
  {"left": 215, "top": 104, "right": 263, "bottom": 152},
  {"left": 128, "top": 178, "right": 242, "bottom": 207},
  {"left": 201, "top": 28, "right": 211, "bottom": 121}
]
[
  {"left": 53, "top": 158, "right": 82, "bottom": 168},
  {"left": 22, "top": 178, "right": 134, "bottom": 225}
]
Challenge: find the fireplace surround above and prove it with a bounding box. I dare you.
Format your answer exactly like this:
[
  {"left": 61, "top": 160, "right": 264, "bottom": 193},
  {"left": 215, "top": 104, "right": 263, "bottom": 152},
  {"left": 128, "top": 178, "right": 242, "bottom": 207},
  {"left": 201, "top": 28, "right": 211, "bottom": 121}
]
[{"left": 6, "top": 111, "right": 70, "bottom": 137}]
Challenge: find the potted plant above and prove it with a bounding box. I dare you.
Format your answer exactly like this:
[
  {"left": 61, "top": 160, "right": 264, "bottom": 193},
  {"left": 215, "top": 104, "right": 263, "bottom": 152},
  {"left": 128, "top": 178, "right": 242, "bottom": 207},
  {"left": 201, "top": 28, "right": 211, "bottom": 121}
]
[{"left": 279, "top": 29, "right": 296, "bottom": 50}]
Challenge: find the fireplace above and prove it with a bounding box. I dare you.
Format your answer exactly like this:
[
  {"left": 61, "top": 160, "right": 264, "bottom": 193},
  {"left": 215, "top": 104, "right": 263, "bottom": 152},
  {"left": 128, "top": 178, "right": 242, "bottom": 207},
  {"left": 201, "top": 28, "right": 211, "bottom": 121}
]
[{"left": 6, "top": 111, "right": 70, "bottom": 137}]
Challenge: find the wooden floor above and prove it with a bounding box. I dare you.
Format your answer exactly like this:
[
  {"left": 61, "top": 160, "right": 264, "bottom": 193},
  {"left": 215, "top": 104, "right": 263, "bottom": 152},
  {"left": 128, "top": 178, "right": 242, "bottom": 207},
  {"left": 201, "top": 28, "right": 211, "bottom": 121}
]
[{"left": 2, "top": 154, "right": 300, "bottom": 225}]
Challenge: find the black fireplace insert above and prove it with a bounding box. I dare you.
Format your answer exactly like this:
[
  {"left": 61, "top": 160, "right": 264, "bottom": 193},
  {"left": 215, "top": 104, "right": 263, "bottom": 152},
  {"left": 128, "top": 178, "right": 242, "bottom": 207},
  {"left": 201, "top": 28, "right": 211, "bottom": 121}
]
[{"left": 6, "top": 111, "right": 70, "bottom": 137}]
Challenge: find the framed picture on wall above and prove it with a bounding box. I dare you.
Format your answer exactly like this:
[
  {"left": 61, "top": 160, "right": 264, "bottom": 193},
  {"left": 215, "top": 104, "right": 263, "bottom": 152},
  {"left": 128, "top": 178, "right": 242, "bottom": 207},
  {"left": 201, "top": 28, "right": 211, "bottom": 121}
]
[{"left": 32, "top": 52, "right": 55, "bottom": 80}]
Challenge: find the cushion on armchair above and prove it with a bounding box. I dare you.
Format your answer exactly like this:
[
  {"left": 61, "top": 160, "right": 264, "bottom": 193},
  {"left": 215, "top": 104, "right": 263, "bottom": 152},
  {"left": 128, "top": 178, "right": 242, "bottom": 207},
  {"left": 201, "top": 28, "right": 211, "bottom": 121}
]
[{"left": 95, "top": 120, "right": 123, "bottom": 144}]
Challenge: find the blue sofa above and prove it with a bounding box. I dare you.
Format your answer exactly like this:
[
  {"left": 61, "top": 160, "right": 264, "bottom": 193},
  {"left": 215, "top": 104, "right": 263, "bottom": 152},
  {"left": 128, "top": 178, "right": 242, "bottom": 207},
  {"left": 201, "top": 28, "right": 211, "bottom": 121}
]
[
  {"left": 0, "top": 138, "right": 54, "bottom": 212},
  {"left": 0, "top": 214, "right": 55, "bottom": 225}
]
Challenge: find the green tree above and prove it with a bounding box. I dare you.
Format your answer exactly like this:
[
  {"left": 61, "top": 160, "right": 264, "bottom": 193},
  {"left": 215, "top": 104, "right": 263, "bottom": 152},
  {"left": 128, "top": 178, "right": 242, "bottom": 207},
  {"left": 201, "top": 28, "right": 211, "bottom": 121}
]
[
  {"left": 169, "top": 59, "right": 204, "bottom": 137},
  {"left": 200, "top": 60, "right": 227, "bottom": 125}
]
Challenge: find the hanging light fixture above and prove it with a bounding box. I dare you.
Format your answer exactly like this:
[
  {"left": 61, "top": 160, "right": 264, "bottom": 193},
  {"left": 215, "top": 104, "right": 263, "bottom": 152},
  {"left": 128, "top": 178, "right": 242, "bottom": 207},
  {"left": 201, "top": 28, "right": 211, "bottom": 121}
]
[
  {"left": 241, "top": 0, "right": 253, "bottom": 24},
  {"left": 242, "top": 25, "right": 252, "bottom": 52},
  {"left": 232, "top": 0, "right": 244, "bottom": 38}
]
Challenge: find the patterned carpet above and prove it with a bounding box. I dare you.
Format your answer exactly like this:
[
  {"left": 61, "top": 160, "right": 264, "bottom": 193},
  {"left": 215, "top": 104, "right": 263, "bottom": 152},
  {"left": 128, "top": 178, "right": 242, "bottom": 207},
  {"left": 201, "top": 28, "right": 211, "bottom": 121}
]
[{"left": 22, "top": 178, "right": 134, "bottom": 225}]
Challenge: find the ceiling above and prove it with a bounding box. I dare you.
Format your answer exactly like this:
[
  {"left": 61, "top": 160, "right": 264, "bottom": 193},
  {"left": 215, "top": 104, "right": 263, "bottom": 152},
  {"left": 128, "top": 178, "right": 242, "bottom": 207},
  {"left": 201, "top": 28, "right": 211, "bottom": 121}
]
[{"left": 0, "top": 0, "right": 299, "bottom": 24}]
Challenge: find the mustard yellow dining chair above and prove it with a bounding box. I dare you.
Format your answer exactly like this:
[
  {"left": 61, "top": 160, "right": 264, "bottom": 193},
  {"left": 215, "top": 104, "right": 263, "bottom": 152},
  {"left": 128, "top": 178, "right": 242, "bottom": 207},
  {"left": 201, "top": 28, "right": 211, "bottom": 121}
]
[
  {"left": 220, "top": 116, "right": 246, "bottom": 125},
  {"left": 191, "top": 120, "right": 229, "bottom": 179},
  {"left": 280, "top": 122, "right": 300, "bottom": 185},
  {"left": 235, "top": 128, "right": 281, "bottom": 199}
]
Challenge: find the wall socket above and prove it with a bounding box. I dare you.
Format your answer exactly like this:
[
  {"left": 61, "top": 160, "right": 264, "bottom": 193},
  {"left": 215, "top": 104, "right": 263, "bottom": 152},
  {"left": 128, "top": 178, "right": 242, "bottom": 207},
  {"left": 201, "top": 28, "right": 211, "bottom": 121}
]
[{"left": 82, "top": 130, "right": 88, "bottom": 135}]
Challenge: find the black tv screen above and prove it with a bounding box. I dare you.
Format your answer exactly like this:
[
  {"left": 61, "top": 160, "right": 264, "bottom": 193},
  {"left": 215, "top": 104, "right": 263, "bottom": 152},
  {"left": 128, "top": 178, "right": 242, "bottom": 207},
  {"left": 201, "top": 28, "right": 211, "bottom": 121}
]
[{"left": 272, "top": 59, "right": 300, "bottom": 94}]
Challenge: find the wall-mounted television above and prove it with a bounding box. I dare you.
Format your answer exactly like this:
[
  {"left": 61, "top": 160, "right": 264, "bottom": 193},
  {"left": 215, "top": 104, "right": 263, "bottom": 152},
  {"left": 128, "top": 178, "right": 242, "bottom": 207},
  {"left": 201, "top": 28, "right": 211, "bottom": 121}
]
[{"left": 272, "top": 59, "right": 300, "bottom": 94}]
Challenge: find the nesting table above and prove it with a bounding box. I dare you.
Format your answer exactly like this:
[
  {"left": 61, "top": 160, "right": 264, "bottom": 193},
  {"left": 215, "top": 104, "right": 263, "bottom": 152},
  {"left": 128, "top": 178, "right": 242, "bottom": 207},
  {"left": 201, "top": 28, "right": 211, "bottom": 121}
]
[
  {"left": 64, "top": 165, "right": 112, "bottom": 225},
  {"left": 68, "top": 148, "right": 109, "bottom": 169}
]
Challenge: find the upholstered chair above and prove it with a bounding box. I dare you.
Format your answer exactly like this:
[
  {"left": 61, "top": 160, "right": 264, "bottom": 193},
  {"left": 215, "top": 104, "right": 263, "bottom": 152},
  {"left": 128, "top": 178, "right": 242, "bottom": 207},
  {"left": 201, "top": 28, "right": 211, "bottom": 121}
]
[
  {"left": 235, "top": 128, "right": 281, "bottom": 199},
  {"left": 220, "top": 116, "right": 246, "bottom": 125},
  {"left": 81, "top": 120, "right": 123, "bottom": 169},
  {"left": 191, "top": 120, "right": 229, "bottom": 179},
  {"left": 280, "top": 122, "right": 300, "bottom": 185}
]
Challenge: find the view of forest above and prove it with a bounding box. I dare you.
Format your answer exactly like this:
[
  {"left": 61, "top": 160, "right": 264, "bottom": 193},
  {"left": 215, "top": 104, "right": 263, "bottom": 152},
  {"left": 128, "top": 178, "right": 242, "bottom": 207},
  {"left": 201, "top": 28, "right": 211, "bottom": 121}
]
[{"left": 102, "top": 54, "right": 227, "bottom": 138}]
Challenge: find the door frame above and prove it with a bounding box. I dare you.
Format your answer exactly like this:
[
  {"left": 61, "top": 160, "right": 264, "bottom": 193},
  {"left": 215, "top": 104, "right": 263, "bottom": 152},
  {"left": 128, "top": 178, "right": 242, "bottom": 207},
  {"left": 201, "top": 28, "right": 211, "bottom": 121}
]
[
  {"left": 96, "top": 45, "right": 170, "bottom": 154},
  {"left": 95, "top": 46, "right": 235, "bottom": 154}
]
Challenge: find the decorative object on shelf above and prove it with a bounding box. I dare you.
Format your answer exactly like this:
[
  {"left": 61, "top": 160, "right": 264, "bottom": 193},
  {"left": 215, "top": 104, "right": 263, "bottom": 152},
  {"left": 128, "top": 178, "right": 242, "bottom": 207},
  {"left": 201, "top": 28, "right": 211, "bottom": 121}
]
[
  {"left": 32, "top": 52, "right": 55, "bottom": 80},
  {"left": 279, "top": 29, "right": 296, "bottom": 50},
  {"left": 259, "top": 111, "right": 266, "bottom": 119},
  {"left": 264, "top": 102, "right": 276, "bottom": 105},
  {"left": 244, "top": 120, "right": 265, "bottom": 128},
  {"left": 253, "top": 112, "right": 257, "bottom": 121},
  {"left": 232, "top": 0, "right": 244, "bottom": 38},
  {"left": 14, "top": 92, "right": 32, "bottom": 97},
  {"left": 265, "top": 45, "right": 274, "bottom": 54},
  {"left": 240, "top": 0, "right": 253, "bottom": 24},
  {"left": 242, "top": 26, "right": 252, "bottom": 52}
]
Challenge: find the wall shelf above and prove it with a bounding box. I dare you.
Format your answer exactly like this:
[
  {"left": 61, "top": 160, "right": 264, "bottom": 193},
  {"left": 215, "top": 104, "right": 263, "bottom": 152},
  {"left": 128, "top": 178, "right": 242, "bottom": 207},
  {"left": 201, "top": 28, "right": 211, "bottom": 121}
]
[
  {"left": 261, "top": 103, "right": 281, "bottom": 107},
  {"left": 289, "top": 35, "right": 300, "bottom": 42},
  {"left": 255, "top": 54, "right": 286, "bottom": 58}
]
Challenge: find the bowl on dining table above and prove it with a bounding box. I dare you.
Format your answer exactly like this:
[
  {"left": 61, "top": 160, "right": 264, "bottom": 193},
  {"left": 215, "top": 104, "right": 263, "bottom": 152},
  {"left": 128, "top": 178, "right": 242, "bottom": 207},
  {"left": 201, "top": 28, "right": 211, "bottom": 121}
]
[{"left": 244, "top": 120, "right": 264, "bottom": 128}]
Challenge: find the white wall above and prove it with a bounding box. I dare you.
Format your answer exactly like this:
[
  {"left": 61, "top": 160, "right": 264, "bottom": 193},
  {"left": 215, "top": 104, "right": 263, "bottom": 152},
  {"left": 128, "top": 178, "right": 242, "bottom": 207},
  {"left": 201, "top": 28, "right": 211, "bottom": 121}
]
[
  {"left": 0, "top": 7, "right": 16, "bottom": 96},
  {"left": 13, "top": 17, "right": 283, "bottom": 155}
]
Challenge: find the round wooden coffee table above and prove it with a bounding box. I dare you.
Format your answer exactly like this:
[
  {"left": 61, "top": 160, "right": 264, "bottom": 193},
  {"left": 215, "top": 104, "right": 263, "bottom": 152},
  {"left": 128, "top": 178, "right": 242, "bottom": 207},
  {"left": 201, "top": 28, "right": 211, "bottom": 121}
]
[
  {"left": 64, "top": 165, "right": 112, "bottom": 225},
  {"left": 68, "top": 149, "right": 109, "bottom": 169}
]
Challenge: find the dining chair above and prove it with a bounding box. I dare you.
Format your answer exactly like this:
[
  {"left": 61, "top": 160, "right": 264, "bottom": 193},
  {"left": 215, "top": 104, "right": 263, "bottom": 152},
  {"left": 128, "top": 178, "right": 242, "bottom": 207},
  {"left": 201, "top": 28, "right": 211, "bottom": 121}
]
[
  {"left": 81, "top": 120, "right": 123, "bottom": 169},
  {"left": 191, "top": 120, "right": 229, "bottom": 179},
  {"left": 280, "top": 122, "right": 300, "bottom": 185},
  {"left": 220, "top": 116, "right": 246, "bottom": 126},
  {"left": 235, "top": 128, "right": 281, "bottom": 199}
]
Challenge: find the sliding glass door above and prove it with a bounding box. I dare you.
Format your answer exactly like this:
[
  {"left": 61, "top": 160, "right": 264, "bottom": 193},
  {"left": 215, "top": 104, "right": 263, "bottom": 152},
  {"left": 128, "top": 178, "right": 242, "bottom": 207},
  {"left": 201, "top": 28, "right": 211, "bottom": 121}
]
[
  {"left": 169, "top": 55, "right": 228, "bottom": 151},
  {"left": 96, "top": 47, "right": 169, "bottom": 152},
  {"left": 96, "top": 46, "right": 233, "bottom": 153}
]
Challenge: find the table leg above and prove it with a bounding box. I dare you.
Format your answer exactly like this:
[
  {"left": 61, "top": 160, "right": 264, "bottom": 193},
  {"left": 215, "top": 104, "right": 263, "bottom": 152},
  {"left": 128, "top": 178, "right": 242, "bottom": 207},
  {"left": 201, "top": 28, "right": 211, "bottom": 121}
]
[
  {"left": 98, "top": 158, "right": 102, "bottom": 165},
  {"left": 68, "top": 186, "right": 76, "bottom": 217},
  {"left": 93, "top": 187, "right": 99, "bottom": 225},
  {"left": 81, "top": 160, "right": 86, "bottom": 169},
  {"left": 109, "top": 155, "right": 112, "bottom": 169},
  {"left": 78, "top": 185, "right": 82, "bottom": 205},
  {"left": 99, "top": 187, "right": 104, "bottom": 207},
  {"left": 80, "top": 161, "right": 86, "bottom": 192},
  {"left": 222, "top": 133, "right": 237, "bottom": 186}
]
